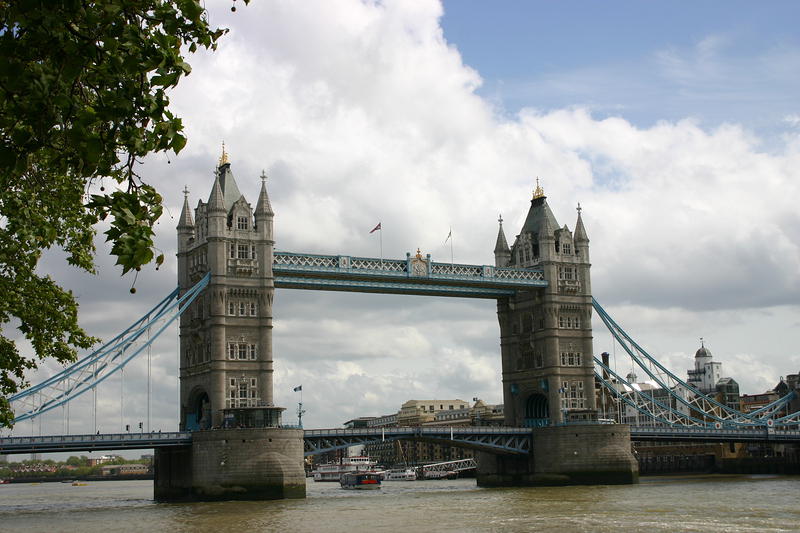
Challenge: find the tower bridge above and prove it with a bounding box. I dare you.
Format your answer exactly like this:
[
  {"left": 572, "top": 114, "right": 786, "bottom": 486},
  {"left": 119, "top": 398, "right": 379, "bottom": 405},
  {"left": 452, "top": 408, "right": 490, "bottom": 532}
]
[{"left": 6, "top": 153, "right": 800, "bottom": 500}]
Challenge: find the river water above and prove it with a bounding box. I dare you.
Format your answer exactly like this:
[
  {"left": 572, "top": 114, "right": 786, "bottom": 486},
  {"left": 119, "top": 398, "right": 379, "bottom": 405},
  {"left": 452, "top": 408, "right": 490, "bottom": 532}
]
[{"left": 1, "top": 475, "right": 798, "bottom": 532}]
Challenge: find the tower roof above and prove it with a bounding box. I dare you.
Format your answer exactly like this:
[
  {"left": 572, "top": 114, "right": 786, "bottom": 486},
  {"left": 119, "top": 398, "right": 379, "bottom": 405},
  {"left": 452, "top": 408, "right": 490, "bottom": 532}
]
[
  {"left": 520, "top": 180, "right": 559, "bottom": 238},
  {"left": 494, "top": 215, "right": 510, "bottom": 254},
  {"left": 217, "top": 163, "right": 243, "bottom": 212},
  {"left": 255, "top": 171, "right": 274, "bottom": 217},
  {"left": 695, "top": 340, "right": 712, "bottom": 359},
  {"left": 177, "top": 186, "right": 194, "bottom": 229},
  {"left": 208, "top": 172, "right": 226, "bottom": 212}
]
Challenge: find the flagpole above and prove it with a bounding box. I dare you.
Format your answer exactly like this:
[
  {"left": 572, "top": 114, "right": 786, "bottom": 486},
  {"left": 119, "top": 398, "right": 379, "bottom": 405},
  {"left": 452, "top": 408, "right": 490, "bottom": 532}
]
[
  {"left": 450, "top": 227, "right": 454, "bottom": 265},
  {"left": 380, "top": 226, "right": 383, "bottom": 263}
]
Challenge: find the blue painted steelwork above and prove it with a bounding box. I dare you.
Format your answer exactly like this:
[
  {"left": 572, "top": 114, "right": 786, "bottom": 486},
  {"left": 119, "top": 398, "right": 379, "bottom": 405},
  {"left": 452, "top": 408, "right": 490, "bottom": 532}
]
[
  {"left": 302, "top": 426, "right": 532, "bottom": 456},
  {"left": 592, "top": 297, "right": 800, "bottom": 428},
  {"left": 273, "top": 251, "right": 546, "bottom": 298},
  {"left": 4, "top": 424, "right": 799, "bottom": 455},
  {"left": 0, "top": 432, "right": 192, "bottom": 454},
  {"left": 10, "top": 273, "right": 211, "bottom": 423},
  {"left": 630, "top": 426, "right": 800, "bottom": 443},
  {"left": 274, "top": 276, "right": 518, "bottom": 298}
]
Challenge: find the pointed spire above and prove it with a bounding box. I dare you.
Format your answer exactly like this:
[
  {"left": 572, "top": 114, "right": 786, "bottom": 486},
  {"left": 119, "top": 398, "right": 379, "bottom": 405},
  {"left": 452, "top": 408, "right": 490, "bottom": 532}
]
[
  {"left": 574, "top": 202, "right": 589, "bottom": 242},
  {"left": 177, "top": 185, "right": 194, "bottom": 228},
  {"left": 255, "top": 170, "right": 274, "bottom": 217},
  {"left": 494, "top": 214, "right": 510, "bottom": 254},
  {"left": 532, "top": 177, "right": 545, "bottom": 200},
  {"left": 208, "top": 171, "right": 226, "bottom": 212},
  {"left": 219, "top": 141, "right": 229, "bottom": 166}
]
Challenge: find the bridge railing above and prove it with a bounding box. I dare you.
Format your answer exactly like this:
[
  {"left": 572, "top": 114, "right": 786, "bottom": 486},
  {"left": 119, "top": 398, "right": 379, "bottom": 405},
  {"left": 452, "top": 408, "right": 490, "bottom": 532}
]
[
  {"left": 273, "top": 252, "right": 546, "bottom": 287},
  {"left": 304, "top": 426, "right": 532, "bottom": 437}
]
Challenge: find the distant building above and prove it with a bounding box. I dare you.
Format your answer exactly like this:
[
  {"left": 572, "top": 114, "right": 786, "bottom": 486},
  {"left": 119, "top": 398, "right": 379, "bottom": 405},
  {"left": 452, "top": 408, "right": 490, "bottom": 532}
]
[
  {"left": 87, "top": 454, "right": 120, "bottom": 466},
  {"left": 343, "top": 417, "right": 376, "bottom": 429},
  {"left": 397, "top": 399, "right": 471, "bottom": 426},
  {"left": 354, "top": 399, "right": 501, "bottom": 465},
  {"left": 100, "top": 463, "right": 150, "bottom": 476},
  {"left": 686, "top": 341, "right": 740, "bottom": 410}
]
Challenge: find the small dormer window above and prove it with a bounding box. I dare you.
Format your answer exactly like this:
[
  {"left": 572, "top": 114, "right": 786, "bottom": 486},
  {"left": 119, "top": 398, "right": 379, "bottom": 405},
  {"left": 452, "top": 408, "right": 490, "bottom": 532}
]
[
  {"left": 562, "top": 243, "right": 572, "bottom": 255},
  {"left": 237, "top": 216, "right": 249, "bottom": 230}
]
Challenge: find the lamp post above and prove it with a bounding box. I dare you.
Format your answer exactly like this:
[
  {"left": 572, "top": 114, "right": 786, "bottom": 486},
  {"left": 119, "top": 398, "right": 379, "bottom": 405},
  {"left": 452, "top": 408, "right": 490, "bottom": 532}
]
[
  {"left": 472, "top": 397, "right": 481, "bottom": 426},
  {"left": 294, "top": 385, "right": 305, "bottom": 427}
]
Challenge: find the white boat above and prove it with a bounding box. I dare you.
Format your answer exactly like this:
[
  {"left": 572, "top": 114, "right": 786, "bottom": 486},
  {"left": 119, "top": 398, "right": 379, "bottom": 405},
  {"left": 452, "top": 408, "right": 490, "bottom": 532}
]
[
  {"left": 311, "top": 456, "right": 378, "bottom": 482},
  {"left": 384, "top": 468, "right": 417, "bottom": 481}
]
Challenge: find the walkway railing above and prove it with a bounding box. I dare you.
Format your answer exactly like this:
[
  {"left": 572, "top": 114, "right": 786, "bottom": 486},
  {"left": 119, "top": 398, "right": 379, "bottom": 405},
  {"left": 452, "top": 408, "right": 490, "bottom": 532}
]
[
  {"left": 273, "top": 251, "right": 546, "bottom": 298},
  {"left": 303, "top": 426, "right": 532, "bottom": 456}
]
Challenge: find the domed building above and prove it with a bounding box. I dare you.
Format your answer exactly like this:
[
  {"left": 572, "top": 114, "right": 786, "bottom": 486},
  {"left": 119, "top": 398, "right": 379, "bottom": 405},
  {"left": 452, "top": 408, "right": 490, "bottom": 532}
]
[{"left": 686, "top": 340, "right": 740, "bottom": 411}]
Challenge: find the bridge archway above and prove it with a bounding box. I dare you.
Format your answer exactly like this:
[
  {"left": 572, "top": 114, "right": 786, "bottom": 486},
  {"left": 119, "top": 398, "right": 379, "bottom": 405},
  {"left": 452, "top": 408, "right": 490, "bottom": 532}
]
[
  {"left": 524, "top": 393, "right": 549, "bottom": 427},
  {"left": 185, "top": 388, "right": 212, "bottom": 431}
]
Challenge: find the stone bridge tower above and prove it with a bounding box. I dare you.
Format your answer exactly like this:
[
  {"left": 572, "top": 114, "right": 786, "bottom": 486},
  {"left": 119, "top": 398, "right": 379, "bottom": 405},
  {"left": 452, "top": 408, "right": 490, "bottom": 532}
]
[
  {"left": 176, "top": 148, "right": 278, "bottom": 430},
  {"left": 494, "top": 182, "right": 595, "bottom": 426}
]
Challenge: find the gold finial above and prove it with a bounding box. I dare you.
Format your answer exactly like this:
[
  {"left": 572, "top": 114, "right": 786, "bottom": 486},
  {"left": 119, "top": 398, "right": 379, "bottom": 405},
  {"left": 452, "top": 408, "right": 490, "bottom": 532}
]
[
  {"left": 532, "top": 177, "right": 545, "bottom": 200},
  {"left": 219, "top": 141, "right": 229, "bottom": 166},
  {"left": 415, "top": 248, "right": 423, "bottom": 259}
]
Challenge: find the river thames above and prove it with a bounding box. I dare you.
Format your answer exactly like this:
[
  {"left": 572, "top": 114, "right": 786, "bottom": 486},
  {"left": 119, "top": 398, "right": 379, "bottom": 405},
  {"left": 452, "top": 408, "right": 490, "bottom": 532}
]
[{"left": 1, "top": 475, "right": 798, "bottom": 532}]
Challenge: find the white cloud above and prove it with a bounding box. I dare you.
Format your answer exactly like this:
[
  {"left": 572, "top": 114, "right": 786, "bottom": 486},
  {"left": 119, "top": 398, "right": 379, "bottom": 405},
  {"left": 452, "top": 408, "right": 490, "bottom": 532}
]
[{"left": 8, "top": 0, "right": 800, "bottom": 438}]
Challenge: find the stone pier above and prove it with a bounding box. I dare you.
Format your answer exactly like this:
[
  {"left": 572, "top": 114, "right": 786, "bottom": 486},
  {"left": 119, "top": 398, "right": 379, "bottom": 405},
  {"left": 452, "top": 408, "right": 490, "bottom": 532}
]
[
  {"left": 155, "top": 428, "right": 305, "bottom": 501},
  {"left": 476, "top": 424, "right": 638, "bottom": 486}
]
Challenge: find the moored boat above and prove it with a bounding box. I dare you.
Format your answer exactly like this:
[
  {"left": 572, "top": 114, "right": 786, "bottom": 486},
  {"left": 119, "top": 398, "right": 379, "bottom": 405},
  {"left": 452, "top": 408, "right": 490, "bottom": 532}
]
[
  {"left": 311, "top": 456, "right": 378, "bottom": 482},
  {"left": 339, "top": 472, "right": 381, "bottom": 490},
  {"left": 384, "top": 468, "right": 417, "bottom": 481}
]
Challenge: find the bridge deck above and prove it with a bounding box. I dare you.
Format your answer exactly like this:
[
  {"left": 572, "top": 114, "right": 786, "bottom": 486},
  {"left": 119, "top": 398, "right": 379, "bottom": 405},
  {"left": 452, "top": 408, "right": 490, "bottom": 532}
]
[{"left": 2, "top": 425, "right": 798, "bottom": 455}]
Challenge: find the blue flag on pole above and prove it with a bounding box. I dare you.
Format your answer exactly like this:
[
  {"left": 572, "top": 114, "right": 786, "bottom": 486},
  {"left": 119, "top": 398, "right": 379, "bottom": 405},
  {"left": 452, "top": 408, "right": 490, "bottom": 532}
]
[{"left": 293, "top": 385, "right": 302, "bottom": 392}]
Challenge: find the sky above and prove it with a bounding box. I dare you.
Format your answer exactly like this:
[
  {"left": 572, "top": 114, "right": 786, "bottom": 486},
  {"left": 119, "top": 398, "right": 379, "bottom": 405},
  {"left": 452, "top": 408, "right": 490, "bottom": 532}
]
[{"left": 5, "top": 0, "right": 800, "bottom": 450}]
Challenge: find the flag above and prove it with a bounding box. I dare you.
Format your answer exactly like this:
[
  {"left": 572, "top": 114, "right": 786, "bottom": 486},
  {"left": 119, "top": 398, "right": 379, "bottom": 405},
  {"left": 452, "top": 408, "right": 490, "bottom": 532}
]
[
  {"left": 369, "top": 222, "right": 381, "bottom": 234},
  {"left": 444, "top": 228, "right": 452, "bottom": 244},
  {"left": 293, "top": 385, "right": 302, "bottom": 392}
]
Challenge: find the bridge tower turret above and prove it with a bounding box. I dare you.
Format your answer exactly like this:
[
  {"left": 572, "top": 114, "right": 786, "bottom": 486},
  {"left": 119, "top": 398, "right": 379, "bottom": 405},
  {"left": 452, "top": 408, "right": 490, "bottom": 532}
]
[
  {"left": 494, "top": 215, "right": 511, "bottom": 268},
  {"left": 177, "top": 147, "right": 281, "bottom": 430},
  {"left": 497, "top": 180, "right": 596, "bottom": 427}
]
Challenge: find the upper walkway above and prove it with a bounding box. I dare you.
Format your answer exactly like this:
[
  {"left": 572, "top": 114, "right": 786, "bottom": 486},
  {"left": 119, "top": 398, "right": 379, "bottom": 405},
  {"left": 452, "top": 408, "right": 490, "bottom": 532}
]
[{"left": 272, "top": 251, "right": 547, "bottom": 298}]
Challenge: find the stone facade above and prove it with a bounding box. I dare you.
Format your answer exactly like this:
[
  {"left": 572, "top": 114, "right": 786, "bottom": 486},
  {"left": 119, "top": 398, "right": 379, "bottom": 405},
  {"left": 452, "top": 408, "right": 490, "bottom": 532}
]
[
  {"left": 494, "top": 184, "right": 595, "bottom": 426},
  {"left": 177, "top": 153, "right": 276, "bottom": 430},
  {"left": 155, "top": 428, "right": 306, "bottom": 501}
]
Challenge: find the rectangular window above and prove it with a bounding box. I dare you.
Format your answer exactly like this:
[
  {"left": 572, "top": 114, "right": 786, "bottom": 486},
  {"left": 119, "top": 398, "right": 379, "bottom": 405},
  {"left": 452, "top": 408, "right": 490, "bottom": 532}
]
[
  {"left": 562, "top": 243, "right": 572, "bottom": 255},
  {"left": 249, "top": 344, "right": 257, "bottom": 360},
  {"left": 228, "top": 301, "right": 235, "bottom": 315},
  {"left": 251, "top": 245, "right": 257, "bottom": 258},
  {"left": 230, "top": 378, "right": 236, "bottom": 387},
  {"left": 237, "top": 216, "right": 248, "bottom": 230},
  {"left": 238, "top": 244, "right": 249, "bottom": 259},
  {"left": 239, "top": 302, "right": 246, "bottom": 316},
  {"left": 238, "top": 344, "right": 247, "bottom": 360},
  {"left": 228, "top": 344, "right": 236, "bottom": 360},
  {"left": 249, "top": 302, "right": 257, "bottom": 316},
  {"left": 229, "top": 244, "right": 235, "bottom": 258}
]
